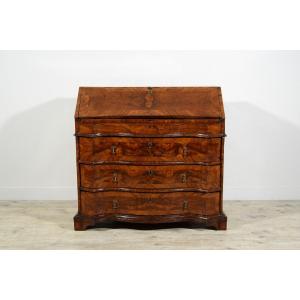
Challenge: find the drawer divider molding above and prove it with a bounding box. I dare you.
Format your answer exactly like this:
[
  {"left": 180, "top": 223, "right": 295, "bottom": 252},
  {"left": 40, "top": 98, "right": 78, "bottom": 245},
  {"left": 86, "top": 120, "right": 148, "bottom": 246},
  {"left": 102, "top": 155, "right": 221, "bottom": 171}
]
[
  {"left": 79, "top": 187, "right": 221, "bottom": 193},
  {"left": 75, "top": 133, "right": 226, "bottom": 138},
  {"left": 78, "top": 160, "right": 221, "bottom": 166}
]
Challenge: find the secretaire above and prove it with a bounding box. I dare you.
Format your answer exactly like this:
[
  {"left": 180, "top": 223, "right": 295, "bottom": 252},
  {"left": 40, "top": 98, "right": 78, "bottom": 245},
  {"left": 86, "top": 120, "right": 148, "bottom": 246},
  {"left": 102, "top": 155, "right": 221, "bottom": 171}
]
[{"left": 74, "top": 87, "right": 227, "bottom": 230}]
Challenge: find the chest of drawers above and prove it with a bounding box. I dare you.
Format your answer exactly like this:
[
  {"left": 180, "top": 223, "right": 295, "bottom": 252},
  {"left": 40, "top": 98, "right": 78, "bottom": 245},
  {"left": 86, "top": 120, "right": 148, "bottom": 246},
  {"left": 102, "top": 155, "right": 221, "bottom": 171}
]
[{"left": 74, "top": 87, "right": 227, "bottom": 230}]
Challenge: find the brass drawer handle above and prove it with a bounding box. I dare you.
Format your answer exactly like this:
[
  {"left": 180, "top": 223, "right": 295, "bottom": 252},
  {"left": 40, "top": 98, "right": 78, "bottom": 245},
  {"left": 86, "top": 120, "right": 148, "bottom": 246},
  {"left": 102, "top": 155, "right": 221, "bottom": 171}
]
[
  {"left": 183, "top": 200, "right": 188, "bottom": 210},
  {"left": 112, "top": 200, "right": 119, "bottom": 209},
  {"left": 181, "top": 173, "right": 187, "bottom": 183},
  {"left": 148, "top": 169, "right": 153, "bottom": 177},
  {"left": 183, "top": 145, "right": 188, "bottom": 157},
  {"left": 111, "top": 145, "right": 116, "bottom": 155},
  {"left": 147, "top": 142, "right": 153, "bottom": 155},
  {"left": 112, "top": 172, "right": 118, "bottom": 183}
]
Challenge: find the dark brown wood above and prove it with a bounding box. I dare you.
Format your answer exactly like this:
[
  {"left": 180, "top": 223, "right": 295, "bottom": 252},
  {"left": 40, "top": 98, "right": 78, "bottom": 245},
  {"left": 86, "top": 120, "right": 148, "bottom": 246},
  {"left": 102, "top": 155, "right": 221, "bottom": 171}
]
[
  {"left": 80, "top": 187, "right": 221, "bottom": 193},
  {"left": 80, "top": 164, "right": 220, "bottom": 189},
  {"left": 73, "top": 213, "right": 227, "bottom": 230},
  {"left": 78, "top": 118, "right": 223, "bottom": 135},
  {"left": 76, "top": 87, "right": 225, "bottom": 119},
  {"left": 78, "top": 137, "right": 221, "bottom": 163},
  {"left": 80, "top": 191, "right": 220, "bottom": 216},
  {"left": 74, "top": 87, "right": 227, "bottom": 231}
]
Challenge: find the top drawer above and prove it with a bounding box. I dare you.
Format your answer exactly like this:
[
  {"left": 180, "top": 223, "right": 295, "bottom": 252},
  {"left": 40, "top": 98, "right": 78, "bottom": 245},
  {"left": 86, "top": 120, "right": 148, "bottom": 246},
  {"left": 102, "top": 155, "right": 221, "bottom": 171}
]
[{"left": 76, "top": 118, "right": 224, "bottom": 136}]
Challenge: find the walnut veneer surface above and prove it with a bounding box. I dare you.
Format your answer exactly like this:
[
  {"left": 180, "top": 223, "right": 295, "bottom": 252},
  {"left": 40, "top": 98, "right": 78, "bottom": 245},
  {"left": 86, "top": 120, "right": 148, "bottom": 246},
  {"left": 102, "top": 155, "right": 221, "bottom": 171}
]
[{"left": 74, "top": 87, "right": 227, "bottom": 230}]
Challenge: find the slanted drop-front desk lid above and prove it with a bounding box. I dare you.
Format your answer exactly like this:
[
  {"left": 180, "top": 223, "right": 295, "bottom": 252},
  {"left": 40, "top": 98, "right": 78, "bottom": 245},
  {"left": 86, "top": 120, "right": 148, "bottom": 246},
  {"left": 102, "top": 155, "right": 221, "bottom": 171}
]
[{"left": 75, "top": 87, "right": 225, "bottom": 119}]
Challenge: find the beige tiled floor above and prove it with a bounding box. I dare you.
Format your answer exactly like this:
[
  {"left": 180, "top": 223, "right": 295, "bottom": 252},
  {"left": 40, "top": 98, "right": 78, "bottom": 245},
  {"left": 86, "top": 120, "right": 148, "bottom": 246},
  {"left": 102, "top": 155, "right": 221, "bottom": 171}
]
[{"left": 0, "top": 200, "right": 299, "bottom": 249}]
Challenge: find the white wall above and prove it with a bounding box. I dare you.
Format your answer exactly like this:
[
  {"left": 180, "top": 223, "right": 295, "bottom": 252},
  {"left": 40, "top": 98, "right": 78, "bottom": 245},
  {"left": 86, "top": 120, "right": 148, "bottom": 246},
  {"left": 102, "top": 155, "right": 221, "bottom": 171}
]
[{"left": 0, "top": 51, "right": 299, "bottom": 200}]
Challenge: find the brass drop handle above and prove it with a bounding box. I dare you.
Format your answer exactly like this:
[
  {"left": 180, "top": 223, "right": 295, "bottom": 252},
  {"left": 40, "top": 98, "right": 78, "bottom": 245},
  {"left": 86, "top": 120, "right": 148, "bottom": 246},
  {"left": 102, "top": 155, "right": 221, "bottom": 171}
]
[
  {"left": 147, "top": 142, "right": 153, "bottom": 155},
  {"left": 183, "top": 145, "right": 188, "bottom": 157},
  {"left": 111, "top": 145, "right": 117, "bottom": 155},
  {"left": 181, "top": 173, "right": 187, "bottom": 183},
  {"left": 148, "top": 169, "right": 153, "bottom": 177},
  {"left": 183, "top": 200, "right": 188, "bottom": 210},
  {"left": 112, "top": 200, "right": 119, "bottom": 209},
  {"left": 112, "top": 172, "right": 118, "bottom": 183}
]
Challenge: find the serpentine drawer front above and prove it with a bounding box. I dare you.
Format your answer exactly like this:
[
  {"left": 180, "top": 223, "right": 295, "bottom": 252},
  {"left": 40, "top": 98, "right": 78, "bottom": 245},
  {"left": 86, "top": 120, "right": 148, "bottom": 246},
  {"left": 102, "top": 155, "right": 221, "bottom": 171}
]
[
  {"left": 74, "top": 87, "right": 227, "bottom": 230},
  {"left": 78, "top": 137, "right": 221, "bottom": 163},
  {"left": 80, "top": 191, "right": 220, "bottom": 217},
  {"left": 80, "top": 164, "right": 221, "bottom": 190}
]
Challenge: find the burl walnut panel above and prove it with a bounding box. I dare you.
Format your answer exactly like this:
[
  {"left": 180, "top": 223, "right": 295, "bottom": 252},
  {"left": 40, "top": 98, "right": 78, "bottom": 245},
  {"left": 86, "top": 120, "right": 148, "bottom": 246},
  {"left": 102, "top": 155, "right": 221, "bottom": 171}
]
[
  {"left": 80, "top": 164, "right": 221, "bottom": 190},
  {"left": 78, "top": 137, "right": 221, "bottom": 163},
  {"left": 78, "top": 119, "right": 223, "bottom": 135},
  {"left": 74, "top": 87, "right": 227, "bottom": 231},
  {"left": 80, "top": 191, "right": 220, "bottom": 216},
  {"left": 76, "top": 87, "right": 223, "bottom": 119}
]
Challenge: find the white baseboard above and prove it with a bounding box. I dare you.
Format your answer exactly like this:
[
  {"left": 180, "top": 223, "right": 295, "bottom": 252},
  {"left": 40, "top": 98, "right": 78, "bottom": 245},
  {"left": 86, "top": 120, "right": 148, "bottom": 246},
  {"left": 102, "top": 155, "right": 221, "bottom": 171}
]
[{"left": 0, "top": 186, "right": 299, "bottom": 201}]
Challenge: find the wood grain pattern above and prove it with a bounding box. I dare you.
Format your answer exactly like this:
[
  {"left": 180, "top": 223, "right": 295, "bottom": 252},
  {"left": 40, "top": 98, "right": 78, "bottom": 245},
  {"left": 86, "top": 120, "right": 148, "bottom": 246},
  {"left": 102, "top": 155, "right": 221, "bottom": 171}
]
[
  {"left": 74, "top": 87, "right": 227, "bottom": 231},
  {"left": 78, "top": 118, "right": 223, "bottom": 135},
  {"left": 76, "top": 87, "right": 224, "bottom": 119},
  {"left": 80, "top": 191, "right": 220, "bottom": 216},
  {"left": 74, "top": 213, "right": 227, "bottom": 229},
  {"left": 79, "top": 137, "right": 221, "bottom": 163},
  {"left": 80, "top": 164, "right": 220, "bottom": 190}
]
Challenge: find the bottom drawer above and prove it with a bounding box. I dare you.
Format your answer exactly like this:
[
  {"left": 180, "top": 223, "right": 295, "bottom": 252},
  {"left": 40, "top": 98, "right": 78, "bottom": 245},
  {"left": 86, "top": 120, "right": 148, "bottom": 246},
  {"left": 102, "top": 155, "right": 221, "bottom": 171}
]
[{"left": 80, "top": 191, "right": 220, "bottom": 216}]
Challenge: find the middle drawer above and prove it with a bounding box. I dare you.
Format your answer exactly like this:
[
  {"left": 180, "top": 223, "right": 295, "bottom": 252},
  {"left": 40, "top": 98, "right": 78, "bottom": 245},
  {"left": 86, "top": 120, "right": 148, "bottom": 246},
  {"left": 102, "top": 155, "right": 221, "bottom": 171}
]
[{"left": 80, "top": 164, "right": 220, "bottom": 190}]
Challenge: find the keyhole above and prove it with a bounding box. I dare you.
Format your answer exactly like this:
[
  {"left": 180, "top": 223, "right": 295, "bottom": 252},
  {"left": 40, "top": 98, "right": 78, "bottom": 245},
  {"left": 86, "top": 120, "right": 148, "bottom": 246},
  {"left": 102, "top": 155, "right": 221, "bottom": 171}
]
[
  {"left": 112, "top": 172, "right": 118, "bottom": 183},
  {"left": 183, "top": 200, "right": 188, "bottom": 210},
  {"left": 111, "top": 145, "right": 116, "bottom": 155}
]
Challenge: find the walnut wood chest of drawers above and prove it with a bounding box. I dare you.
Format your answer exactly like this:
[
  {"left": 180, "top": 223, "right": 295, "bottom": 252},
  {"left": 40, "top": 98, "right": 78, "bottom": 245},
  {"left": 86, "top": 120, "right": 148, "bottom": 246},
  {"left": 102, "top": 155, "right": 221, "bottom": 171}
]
[{"left": 74, "top": 87, "right": 227, "bottom": 230}]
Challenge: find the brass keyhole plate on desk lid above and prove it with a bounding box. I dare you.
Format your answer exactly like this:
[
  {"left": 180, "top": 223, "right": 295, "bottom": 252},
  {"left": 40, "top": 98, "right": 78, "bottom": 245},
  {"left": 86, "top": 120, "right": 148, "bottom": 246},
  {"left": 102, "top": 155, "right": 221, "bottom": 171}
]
[{"left": 145, "top": 87, "right": 155, "bottom": 109}]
